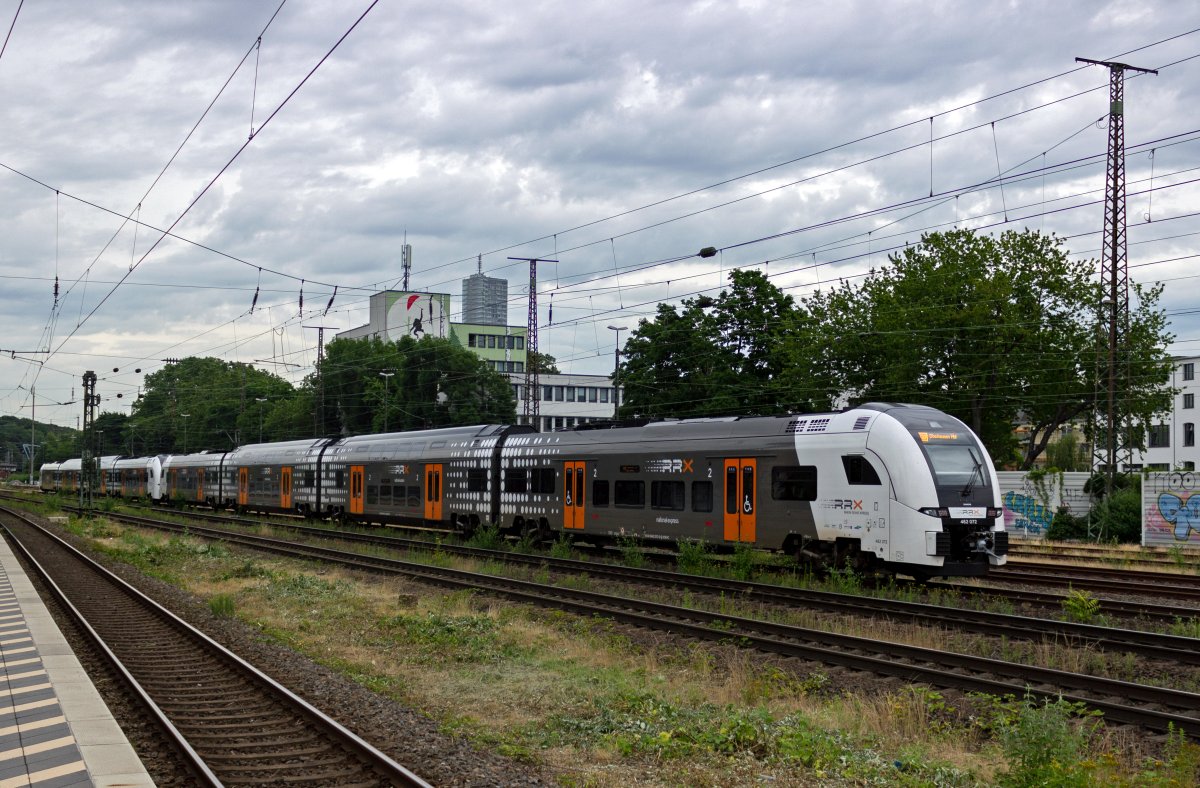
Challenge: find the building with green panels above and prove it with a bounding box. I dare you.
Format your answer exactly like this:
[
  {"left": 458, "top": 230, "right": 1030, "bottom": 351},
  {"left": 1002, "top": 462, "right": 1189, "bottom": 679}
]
[{"left": 450, "top": 323, "right": 528, "bottom": 374}]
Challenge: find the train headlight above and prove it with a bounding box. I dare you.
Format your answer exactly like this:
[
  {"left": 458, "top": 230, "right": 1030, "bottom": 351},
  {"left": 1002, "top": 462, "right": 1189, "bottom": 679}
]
[
  {"left": 919, "top": 507, "right": 950, "bottom": 518},
  {"left": 986, "top": 507, "right": 1002, "bottom": 518}
]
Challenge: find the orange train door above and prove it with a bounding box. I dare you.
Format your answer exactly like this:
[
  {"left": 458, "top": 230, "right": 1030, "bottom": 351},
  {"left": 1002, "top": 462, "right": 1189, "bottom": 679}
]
[
  {"left": 169, "top": 469, "right": 178, "bottom": 499},
  {"left": 280, "top": 467, "right": 293, "bottom": 510},
  {"left": 722, "top": 458, "right": 757, "bottom": 543},
  {"left": 238, "top": 467, "right": 249, "bottom": 506},
  {"left": 424, "top": 464, "right": 443, "bottom": 522},
  {"left": 197, "top": 468, "right": 205, "bottom": 503},
  {"left": 563, "top": 461, "right": 586, "bottom": 530},
  {"left": 349, "top": 466, "right": 364, "bottom": 515}
]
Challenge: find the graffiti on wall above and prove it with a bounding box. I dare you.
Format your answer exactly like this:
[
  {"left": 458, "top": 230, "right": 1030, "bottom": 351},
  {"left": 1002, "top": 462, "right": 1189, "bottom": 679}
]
[
  {"left": 1156, "top": 494, "right": 1200, "bottom": 540},
  {"left": 1142, "top": 473, "right": 1200, "bottom": 547},
  {"left": 1002, "top": 491, "right": 1054, "bottom": 535},
  {"left": 997, "top": 471, "right": 1092, "bottom": 537}
]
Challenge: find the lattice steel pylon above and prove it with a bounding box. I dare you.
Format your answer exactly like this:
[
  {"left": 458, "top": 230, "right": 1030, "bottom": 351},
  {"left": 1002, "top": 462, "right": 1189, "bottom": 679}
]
[
  {"left": 80, "top": 370, "right": 98, "bottom": 510},
  {"left": 509, "top": 256, "right": 557, "bottom": 427},
  {"left": 1076, "top": 57, "right": 1157, "bottom": 494}
]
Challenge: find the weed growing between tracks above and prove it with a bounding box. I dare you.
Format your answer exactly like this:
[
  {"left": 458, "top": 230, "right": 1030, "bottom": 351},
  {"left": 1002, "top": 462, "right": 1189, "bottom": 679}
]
[{"left": 36, "top": 512, "right": 1200, "bottom": 787}]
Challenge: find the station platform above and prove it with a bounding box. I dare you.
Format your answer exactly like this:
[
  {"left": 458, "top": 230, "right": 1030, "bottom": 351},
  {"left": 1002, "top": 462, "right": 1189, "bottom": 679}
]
[{"left": 0, "top": 535, "right": 152, "bottom": 788}]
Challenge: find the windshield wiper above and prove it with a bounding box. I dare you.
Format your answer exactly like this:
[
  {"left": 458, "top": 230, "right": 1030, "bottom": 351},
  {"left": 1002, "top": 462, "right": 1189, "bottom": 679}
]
[{"left": 961, "top": 454, "right": 985, "bottom": 497}]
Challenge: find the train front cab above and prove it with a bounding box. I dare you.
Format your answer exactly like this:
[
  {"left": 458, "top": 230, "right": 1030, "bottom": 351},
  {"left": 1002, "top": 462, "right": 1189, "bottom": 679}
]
[{"left": 861, "top": 404, "right": 1008, "bottom": 578}]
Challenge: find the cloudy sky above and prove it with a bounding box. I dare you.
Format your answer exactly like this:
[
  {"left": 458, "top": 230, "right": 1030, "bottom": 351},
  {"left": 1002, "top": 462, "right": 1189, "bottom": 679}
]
[{"left": 2, "top": 0, "right": 1198, "bottom": 430}]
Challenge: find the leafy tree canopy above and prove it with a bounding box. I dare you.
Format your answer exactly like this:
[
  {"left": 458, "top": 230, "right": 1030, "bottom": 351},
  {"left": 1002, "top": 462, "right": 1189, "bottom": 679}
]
[
  {"left": 791, "top": 228, "right": 1173, "bottom": 468},
  {"left": 315, "top": 335, "right": 516, "bottom": 435},
  {"left": 618, "top": 269, "right": 811, "bottom": 419},
  {"left": 129, "top": 357, "right": 296, "bottom": 453}
]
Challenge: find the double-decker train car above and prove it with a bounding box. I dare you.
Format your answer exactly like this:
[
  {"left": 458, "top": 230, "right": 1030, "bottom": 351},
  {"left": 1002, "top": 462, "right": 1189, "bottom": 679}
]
[
  {"left": 314, "top": 425, "right": 535, "bottom": 526},
  {"left": 494, "top": 402, "right": 1007, "bottom": 577},
  {"left": 162, "top": 452, "right": 226, "bottom": 506},
  {"left": 37, "top": 403, "right": 1007, "bottom": 578},
  {"left": 38, "top": 461, "right": 60, "bottom": 492},
  {"left": 221, "top": 438, "right": 332, "bottom": 516},
  {"left": 111, "top": 455, "right": 163, "bottom": 500}
]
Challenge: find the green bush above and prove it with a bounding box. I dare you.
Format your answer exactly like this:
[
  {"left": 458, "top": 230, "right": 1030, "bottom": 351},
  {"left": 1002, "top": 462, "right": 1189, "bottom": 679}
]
[
  {"left": 1089, "top": 488, "right": 1142, "bottom": 543},
  {"left": 1046, "top": 508, "right": 1089, "bottom": 540}
]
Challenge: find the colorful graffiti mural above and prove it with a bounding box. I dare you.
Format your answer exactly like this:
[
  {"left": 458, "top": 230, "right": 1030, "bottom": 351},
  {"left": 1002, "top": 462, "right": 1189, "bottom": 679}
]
[
  {"left": 997, "top": 471, "right": 1092, "bottom": 537},
  {"left": 1143, "top": 473, "right": 1200, "bottom": 547},
  {"left": 1002, "top": 491, "right": 1054, "bottom": 535}
]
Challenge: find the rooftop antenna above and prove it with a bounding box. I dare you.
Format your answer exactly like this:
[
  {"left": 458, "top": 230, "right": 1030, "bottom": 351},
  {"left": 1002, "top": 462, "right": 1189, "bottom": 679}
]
[{"left": 401, "top": 231, "right": 412, "bottom": 291}]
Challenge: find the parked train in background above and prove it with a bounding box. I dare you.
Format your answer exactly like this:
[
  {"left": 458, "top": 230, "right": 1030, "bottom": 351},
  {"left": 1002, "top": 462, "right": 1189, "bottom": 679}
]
[{"left": 39, "top": 403, "right": 1008, "bottom": 578}]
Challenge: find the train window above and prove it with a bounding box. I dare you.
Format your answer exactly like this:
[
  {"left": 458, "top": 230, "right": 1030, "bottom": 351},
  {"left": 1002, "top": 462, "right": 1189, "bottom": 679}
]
[
  {"left": 771, "top": 466, "right": 817, "bottom": 501},
  {"left": 725, "top": 466, "right": 738, "bottom": 513},
  {"left": 379, "top": 484, "right": 392, "bottom": 503},
  {"left": 335, "top": 470, "right": 345, "bottom": 488},
  {"left": 467, "top": 468, "right": 488, "bottom": 492},
  {"left": 691, "top": 481, "right": 713, "bottom": 512},
  {"left": 615, "top": 480, "right": 645, "bottom": 508},
  {"left": 593, "top": 480, "right": 610, "bottom": 507},
  {"left": 504, "top": 468, "right": 528, "bottom": 493},
  {"left": 530, "top": 468, "right": 556, "bottom": 494},
  {"left": 407, "top": 485, "right": 421, "bottom": 507},
  {"left": 304, "top": 470, "right": 315, "bottom": 488},
  {"left": 841, "top": 456, "right": 881, "bottom": 485},
  {"left": 651, "top": 481, "right": 685, "bottom": 511},
  {"left": 366, "top": 485, "right": 378, "bottom": 505}
]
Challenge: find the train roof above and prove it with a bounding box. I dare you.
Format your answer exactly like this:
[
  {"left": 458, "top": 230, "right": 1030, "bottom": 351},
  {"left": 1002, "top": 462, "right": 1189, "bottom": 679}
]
[
  {"left": 162, "top": 451, "right": 228, "bottom": 469},
  {"left": 323, "top": 424, "right": 532, "bottom": 461},
  {"left": 114, "top": 455, "right": 160, "bottom": 469},
  {"left": 226, "top": 437, "right": 333, "bottom": 464}
]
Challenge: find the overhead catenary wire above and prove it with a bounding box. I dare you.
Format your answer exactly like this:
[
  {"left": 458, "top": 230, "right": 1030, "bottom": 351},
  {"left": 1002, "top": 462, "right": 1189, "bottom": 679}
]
[{"left": 9, "top": 30, "right": 1200, "bottom": 426}]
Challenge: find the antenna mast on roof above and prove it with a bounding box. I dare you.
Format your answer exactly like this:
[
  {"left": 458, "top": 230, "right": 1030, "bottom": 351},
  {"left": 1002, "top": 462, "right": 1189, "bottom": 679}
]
[{"left": 401, "top": 231, "right": 412, "bottom": 291}]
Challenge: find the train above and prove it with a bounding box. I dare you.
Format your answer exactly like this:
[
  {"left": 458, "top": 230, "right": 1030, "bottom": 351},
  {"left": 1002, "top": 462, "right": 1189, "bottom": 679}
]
[{"left": 38, "top": 402, "right": 1009, "bottom": 578}]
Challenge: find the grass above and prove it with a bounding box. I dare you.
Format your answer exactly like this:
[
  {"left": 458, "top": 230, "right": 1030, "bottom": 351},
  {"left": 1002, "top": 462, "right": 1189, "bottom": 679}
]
[
  {"left": 28, "top": 509, "right": 1200, "bottom": 785},
  {"left": 54, "top": 515, "right": 1200, "bottom": 782}
]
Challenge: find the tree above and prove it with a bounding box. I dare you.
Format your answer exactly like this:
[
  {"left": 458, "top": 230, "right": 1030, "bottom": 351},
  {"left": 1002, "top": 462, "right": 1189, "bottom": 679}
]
[
  {"left": 93, "top": 411, "right": 129, "bottom": 456},
  {"left": 316, "top": 335, "right": 516, "bottom": 435},
  {"left": 618, "top": 269, "right": 810, "bottom": 419},
  {"left": 527, "top": 351, "right": 560, "bottom": 374},
  {"left": 129, "top": 358, "right": 296, "bottom": 452},
  {"left": 792, "top": 228, "right": 1174, "bottom": 468}
]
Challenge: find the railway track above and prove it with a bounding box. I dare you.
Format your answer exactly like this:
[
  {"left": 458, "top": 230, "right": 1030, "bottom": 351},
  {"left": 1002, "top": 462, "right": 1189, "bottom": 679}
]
[
  {"left": 0, "top": 505, "right": 431, "bottom": 788},
  {"left": 53, "top": 506, "right": 1200, "bottom": 739},
  {"left": 988, "top": 560, "right": 1200, "bottom": 602},
  {"left": 1008, "top": 541, "right": 1200, "bottom": 569},
  {"left": 31, "top": 497, "right": 1200, "bottom": 646}
]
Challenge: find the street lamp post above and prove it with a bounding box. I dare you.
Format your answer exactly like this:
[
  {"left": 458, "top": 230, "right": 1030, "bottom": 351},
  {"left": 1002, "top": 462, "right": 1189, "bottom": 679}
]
[
  {"left": 379, "top": 371, "right": 395, "bottom": 433},
  {"left": 256, "top": 397, "right": 267, "bottom": 443},
  {"left": 607, "top": 325, "right": 627, "bottom": 419},
  {"left": 181, "top": 414, "right": 191, "bottom": 454}
]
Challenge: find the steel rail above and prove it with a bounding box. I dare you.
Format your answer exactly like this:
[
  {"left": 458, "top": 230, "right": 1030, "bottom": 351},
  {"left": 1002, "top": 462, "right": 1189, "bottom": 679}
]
[
  {"left": 0, "top": 506, "right": 431, "bottom": 787},
  {"left": 101, "top": 510, "right": 1200, "bottom": 739}
]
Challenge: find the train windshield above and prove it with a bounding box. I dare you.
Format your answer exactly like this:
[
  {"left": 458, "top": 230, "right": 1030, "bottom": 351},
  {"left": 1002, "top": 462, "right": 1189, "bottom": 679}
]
[{"left": 923, "top": 443, "right": 987, "bottom": 491}]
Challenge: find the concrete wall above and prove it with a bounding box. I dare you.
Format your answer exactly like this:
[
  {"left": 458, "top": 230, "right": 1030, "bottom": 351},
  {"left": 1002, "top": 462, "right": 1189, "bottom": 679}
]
[
  {"left": 997, "top": 471, "right": 1094, "bottom": 537},
  {"left": 1141, "top": 471, "right": 1200, "bottom": 548}
]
